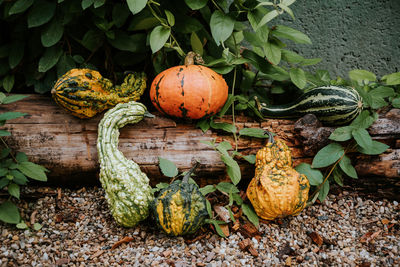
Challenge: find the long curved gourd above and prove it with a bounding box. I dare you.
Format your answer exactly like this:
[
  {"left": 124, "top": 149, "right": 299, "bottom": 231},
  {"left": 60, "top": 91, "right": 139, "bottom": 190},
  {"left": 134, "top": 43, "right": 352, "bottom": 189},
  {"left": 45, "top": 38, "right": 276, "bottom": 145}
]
[
  {"left": 258, "top": 86, "right": 363, "bottom": 125},
  {"left": 97, "top": 101, "right": 154, "bottom": 227}
]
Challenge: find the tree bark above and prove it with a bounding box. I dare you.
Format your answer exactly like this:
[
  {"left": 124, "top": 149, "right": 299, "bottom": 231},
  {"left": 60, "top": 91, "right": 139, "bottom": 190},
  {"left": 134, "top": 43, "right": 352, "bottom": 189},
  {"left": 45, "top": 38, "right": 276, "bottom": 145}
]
[{"left": 1, "top": 95, "right": 399, "bottom": 199}]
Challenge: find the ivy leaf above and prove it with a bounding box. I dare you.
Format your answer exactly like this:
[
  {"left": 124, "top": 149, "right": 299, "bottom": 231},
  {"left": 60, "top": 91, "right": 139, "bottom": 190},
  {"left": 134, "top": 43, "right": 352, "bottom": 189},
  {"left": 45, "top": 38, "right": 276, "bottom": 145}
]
[
  {"left": 358, "top": 140, "right": 389, "bottom": 155},
  {"left": 352, "top": 128, "right": 372, "bottom": 149},
  {"left": 220, "top": 154, "right": 241, "bottom": 185},
  {"left": 8, "top": 183, "right": 20, "bottom": 199},
  {"left": 184, "top": 0, "right": 208, "bottom": 10},
  {"left": 17, "top": 162, "right": 48, "bottom": 181},
  {"left": 263, "top": 42, "right": 281, "bottom": 65},
  {"left": 126, "top": 0, "right": 147, "bottom": 15},
  {"left": 149, "top": 26, "right": 171, "bottom": 53},
  {"left": 38, "top": 46, "right": 63, "bottom": 72},
  {"left": 27, "top": 0, "right": 56, "bottom": 28},
  {"left": 210, "top": 10, "right": 235, "bottom": 45},
  {"left": 200, "top": 185, "right": 216, "bottom": 196},
  {"left": 339, "top": 155, "right": 358, "bottom": 179},
  {"left": 241, "top": 203, "right": 259, "bottom": 228},
  {"left": 295, "top": 163, "right": 323, "bottom": 186},
  {"left": 329, "top": 126, "right": 354, "bottom": 142},
  {"left": 348, "top": 69, "right": 376, "bottom": 85},
  {"left": 41, "top": 19, "right": 64, "bottom": 47},
  {"left": 0, "top": 201, "right": 20, "bottom": 224},
  {"left": 239, "top": 128, "right": 268, "bottom": 138},
  {"left": 216, "top": 182, "right": 239, "bottom": 194},
  {"left": 272, "top": 25, "right": 312, "bottom": 44},
  {"left": 318, "top": 181, "right": 329, "bottom": 202},
  {"left": 190, "top": 32, "right": 203, "bottom": 56},
  {"left": 312, "top": 143, "right": 344, "bottom": 168},
  {"left": 289, "top": 67, "right": 307, "bottom": 89},
  {"left": 158, "top": 157, "right": 178, "bottom": 178},
  {"left": 9, "top": 0, "right": 34, "bottom": 15}
]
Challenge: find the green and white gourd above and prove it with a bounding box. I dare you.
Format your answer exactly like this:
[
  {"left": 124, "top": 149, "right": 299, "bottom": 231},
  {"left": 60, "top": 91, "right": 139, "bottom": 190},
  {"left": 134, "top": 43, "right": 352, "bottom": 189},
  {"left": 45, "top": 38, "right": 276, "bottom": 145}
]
[
  {"left": 97, "top": 101, "right": 154, "bottom": 227},
  {"left": 258, "top": 86, "right": 363, "bottom": 125}
]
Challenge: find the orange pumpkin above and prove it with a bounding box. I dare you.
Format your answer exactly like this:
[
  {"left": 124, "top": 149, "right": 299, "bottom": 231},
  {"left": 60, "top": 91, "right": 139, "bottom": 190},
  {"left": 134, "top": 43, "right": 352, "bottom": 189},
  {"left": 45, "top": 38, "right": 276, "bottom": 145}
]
[{"left": 149, "top": 52, "right": 228, "bottom": 119}]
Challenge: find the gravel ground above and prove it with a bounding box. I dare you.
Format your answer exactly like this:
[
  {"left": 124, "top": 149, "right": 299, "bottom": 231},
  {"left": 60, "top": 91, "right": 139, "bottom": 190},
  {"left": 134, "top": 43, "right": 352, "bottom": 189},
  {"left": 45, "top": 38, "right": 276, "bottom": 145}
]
[{"left": 0, "top": 186, "right": 399, "bottom": 267}]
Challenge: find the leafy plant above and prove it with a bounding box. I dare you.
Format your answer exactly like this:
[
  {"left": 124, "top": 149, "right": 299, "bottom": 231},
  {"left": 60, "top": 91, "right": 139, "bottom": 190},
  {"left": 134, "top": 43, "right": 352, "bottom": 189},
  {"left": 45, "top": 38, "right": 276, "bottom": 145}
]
[
  {"left": 296, "top": 70, "right": 400, "bottom": 203},
  {"left": 0, "top": 93, "right": 49, "bottom": 228}
]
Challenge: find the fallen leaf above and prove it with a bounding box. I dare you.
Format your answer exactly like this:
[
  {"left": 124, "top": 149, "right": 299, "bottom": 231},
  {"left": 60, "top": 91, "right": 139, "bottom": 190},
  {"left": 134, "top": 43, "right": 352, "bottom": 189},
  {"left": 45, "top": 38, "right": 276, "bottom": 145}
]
[
  {"left": 213, "top": 206, "right": 231, "bottom": 223},
  {"left": 219, "top": 224, "right": 230, "bottom": 237},
  {"left": 111, "top": 236, "right": 134, "bottom": 250},
  {"left": 308, "top": 231, "right": 323, "bottom": 246},
  {"left": 239, "top": 221, "right": 261, "bottom": 238},
  {"left": 360, "top": 230, "right": 382, "bottom": 244},
  {"left": 90, "top": 250, "right": 104, "bottom": 259},
  {"left": 30, "top": 210, "right": 38, "bottom": 225},
  {"left": 381, "top": 218, "right": 389, "bottom": 225}
]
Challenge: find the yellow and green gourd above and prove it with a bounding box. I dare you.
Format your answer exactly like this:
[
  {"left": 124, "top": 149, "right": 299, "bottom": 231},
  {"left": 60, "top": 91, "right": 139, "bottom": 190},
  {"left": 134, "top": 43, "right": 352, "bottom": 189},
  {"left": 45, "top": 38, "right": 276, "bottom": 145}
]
[
  {"left": 246, "top": 132, "right": 310, "bottom": 220},
  {"left": 52, "top": 68, "right": 147, "bottom": 118},
  {"left": 97, "top": 101, "right": 154, "bottom": 227},
  {"left": 151, "top": 163, "right": 208, "bottom": 236}
]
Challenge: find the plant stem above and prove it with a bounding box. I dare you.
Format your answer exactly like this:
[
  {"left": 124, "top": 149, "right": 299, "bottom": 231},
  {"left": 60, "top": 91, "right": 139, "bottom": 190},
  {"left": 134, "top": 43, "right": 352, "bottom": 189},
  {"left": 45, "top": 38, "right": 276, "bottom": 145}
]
[
  {"left": 0, "top": 137, "right": 17, "bottom": 162},
  {"left": 210, "top": 0, "right": 224, "bottom": 12},
  {"left": 231, "top": 68, "right": 238, "bottom": 152}
]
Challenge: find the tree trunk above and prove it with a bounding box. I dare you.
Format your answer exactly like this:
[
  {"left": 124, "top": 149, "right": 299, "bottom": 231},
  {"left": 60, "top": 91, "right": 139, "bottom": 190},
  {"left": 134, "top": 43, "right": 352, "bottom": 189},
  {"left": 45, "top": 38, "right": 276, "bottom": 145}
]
[{"left": 1, "top": 95, "right": 399, "bottom": 199}]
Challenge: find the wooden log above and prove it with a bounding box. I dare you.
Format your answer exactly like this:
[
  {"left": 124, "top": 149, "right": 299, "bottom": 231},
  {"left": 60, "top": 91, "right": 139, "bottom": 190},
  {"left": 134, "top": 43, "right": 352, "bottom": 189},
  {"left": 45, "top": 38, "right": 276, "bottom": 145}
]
[{"left": 0, "top": 95, "right": 399, "bottom": 199}]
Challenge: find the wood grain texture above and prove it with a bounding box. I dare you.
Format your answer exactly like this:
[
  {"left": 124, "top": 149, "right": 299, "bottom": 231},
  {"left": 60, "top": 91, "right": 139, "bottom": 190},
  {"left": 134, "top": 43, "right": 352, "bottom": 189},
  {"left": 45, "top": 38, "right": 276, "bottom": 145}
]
[{"left": 0, "top": 95, "right": 399, "bottom": 199}]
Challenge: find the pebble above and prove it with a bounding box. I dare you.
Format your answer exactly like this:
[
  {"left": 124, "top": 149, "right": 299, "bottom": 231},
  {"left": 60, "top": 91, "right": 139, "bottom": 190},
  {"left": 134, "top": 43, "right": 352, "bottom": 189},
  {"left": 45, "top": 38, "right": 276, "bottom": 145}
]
[{"left": 0, "top": 187, "right": 398, "bottom": 266}]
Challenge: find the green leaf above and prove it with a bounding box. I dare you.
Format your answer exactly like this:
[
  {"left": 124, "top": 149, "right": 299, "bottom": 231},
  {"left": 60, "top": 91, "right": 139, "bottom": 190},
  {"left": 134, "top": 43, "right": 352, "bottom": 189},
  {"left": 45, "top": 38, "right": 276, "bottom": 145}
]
[
  {"left": 8, "top": 183, "right": 20, "bottom": 199},
  {"left": 278, "top": 3, "right": 294, "bottom": 20},
  {"left": 358, "top": 140, "right": 389, "bottom": 155},
  {"left": 0, "top": 201, "right": 20, "bottom": 224},
  {"left": 392, "top": 98, "right": 400, "bottom": 108},
  {"left": 352, "top": 128, "right": 372, "bottom": 149},
  {"left": 81, "top": 30, "right": 103, "bottom": 51},
  {"left": 27, "top": 0, "right": 56, "bottom": 28},
  {"left": 216, "top": 182, "right": 239, "bottom": 194},
  {"left": 206, "top": 199, "right": 212, "bottom": 218},
  {"left": 348, "top": 69, "right": 376, "bottom": 84},
  {"left": 289, "top": 68, "right": 307, "bottom": 89},
  {"left": 339, "top": 155, "right": 357, "bottom": 179},
  {"left": 329, "top": 126, "right": 354, "bottom": 142},
  {"left": 208, "top": 219, "right": 226, "bottom": 237},
  {"left": 241, "top": 203, "right": 259, "bottom": 227},
  {"left": 16, "top": 221, "right": 28, "bottom": 229},
  {"left": 256, "top": 10, "right": 279, "bottom": 30},
  {"left": 9, "top": 0, "right": 34, "bottom": 15},
  {"left": 300, "top": 57, "right": 322, "bottom": 66},
  {"left": 190, "top": 32, "right": 203, "bottom": 56},
  {"left": 239, "top": 128, "right": 268, "bottom": 138},
  {"left": 112, "top": 4, "right": 131, "bottom": 28},
  {"left": 164, "top": 10, "right": 175, "bottom": 27},
  {"left": 369, "top": 86, "right": 395, "bottom": 98},
  {"left": 281, "top": 50, "right": 304, "bottom": 64},
  {"left": 295, "top": 163, "right": 323, "bottom": 186},
  {"left": 382, "top": 72, "right": 400, "bottom": 85},
  {"left": 332, "top": 168, "right": 344, "bottom": 186},
  {"left": 242, "top": 154, "right": 256, "bottom": 164},
  {"left": 216, "top": 141, "right": 232, "bottom": 156},
  {"left": 152, "top": 182, "right": 169, "bottom": 194},
  {"left": 210, "top": 121, "right": 237, "bottom": 134},
  {"left": 41, "top": 19, "right": 64, "bottom": 47},
  {"left": 2, "top": 95, "right": 28, "bottom": 104},
  {"left": 2, "top": 75, "right": 15, "bottom": 93},
  {"left": 16, "top": 152, "right": 28, "bottom": 163},
  {"left": 38, "top": 46, "right": 63, "bottom": 72},
  {"left": 0, "top": 149, "right": 11, "bottom": 159},
  {"left": 10, "top": 170, "right": 28, "bottom": 185},
  {"left": 158, "top": 157, "right": 178, "bottom": 177},
  {"left": 0, "top": 112, "right": 26, "bottom": 121},
  {"left": 350, "top": 110, "right": 375, "bottom": 129},
  {"left": 220, "top": 155, "right": 241, "bottom": 185},
  {"left": 9, "top": 42, "right": 24, "bottom": 69},
  {"left": 184, "top": 0, "right": 208, "bottom": 10},
  {"left": 0, "top": 178, "right": 9, "bottom": 189},
  {"left": 126, "top": 0, "right": 147, "bottom": 15},
  {"left": 16, "top": 162, "right": 48, "bottom": 181},
  {"left": 0, "top": 130, "right": 10, "bottom": 137},
  {"left": 273, "top": 25, "right": 312, "bottom": 44},
  {"left": 210, "top": 10, "right": 235, "bottom": 45},
  {"left": 93, "top": 0, "right": 105, "bottom": 8},
  {"left": 108, "top": 32, "right": 146, "bottom": 53},
  {"left": 81, "top": 0, "right": 93, "bottom": 9},
  {"left": 263, "top": 42, "right": 281, "bottom": 65},
  {"left": 149, "top": 26, "right": 171, "bottom": 53},
  {"left": 200, "top": 185, "right": 216, "bottom": 196},
  {"left": 33, "top": 223, "right": 42, "bottom": 231},
  {"left": 312, "top": 143, "right": 344, "bottom": 168},
  {"left": 318, "top": 181, "right": 329, "bottom": 202}
]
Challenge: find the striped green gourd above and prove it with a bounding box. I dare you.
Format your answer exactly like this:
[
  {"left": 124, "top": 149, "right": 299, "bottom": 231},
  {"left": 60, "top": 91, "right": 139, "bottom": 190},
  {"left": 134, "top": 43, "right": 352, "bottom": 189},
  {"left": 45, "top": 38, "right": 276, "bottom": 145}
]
[
  {"left": 258, "top": 86, "right": 363, "bottom": 125},
  {"left": 97, "top": 101, "right": 154, "bottom": 227}
]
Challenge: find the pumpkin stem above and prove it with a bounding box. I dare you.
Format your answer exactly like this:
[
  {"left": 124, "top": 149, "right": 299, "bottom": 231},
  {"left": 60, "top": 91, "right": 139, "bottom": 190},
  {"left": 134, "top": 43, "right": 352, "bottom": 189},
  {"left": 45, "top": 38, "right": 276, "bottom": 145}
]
[
  {"left": 182, "top": 161, "right": 200, "bottom": 183},
  {"left": 184, "top": 51, "right": 197, "bottom": 66},
  {"left": 264, "top": 130, "right": 275, "bottom": 144}
]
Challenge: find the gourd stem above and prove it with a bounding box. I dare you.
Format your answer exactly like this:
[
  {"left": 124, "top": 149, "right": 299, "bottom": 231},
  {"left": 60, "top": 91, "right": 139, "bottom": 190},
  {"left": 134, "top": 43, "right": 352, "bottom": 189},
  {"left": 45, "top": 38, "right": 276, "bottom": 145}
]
[
  {"left": 182, "top": 161, "right": 200, "bottom": 184},
  {"left": 264, "top": 130, "right": 275, "bottom": 144},
  {"left": 184, "top": 51, "right": 196, "bottom": 66}
]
